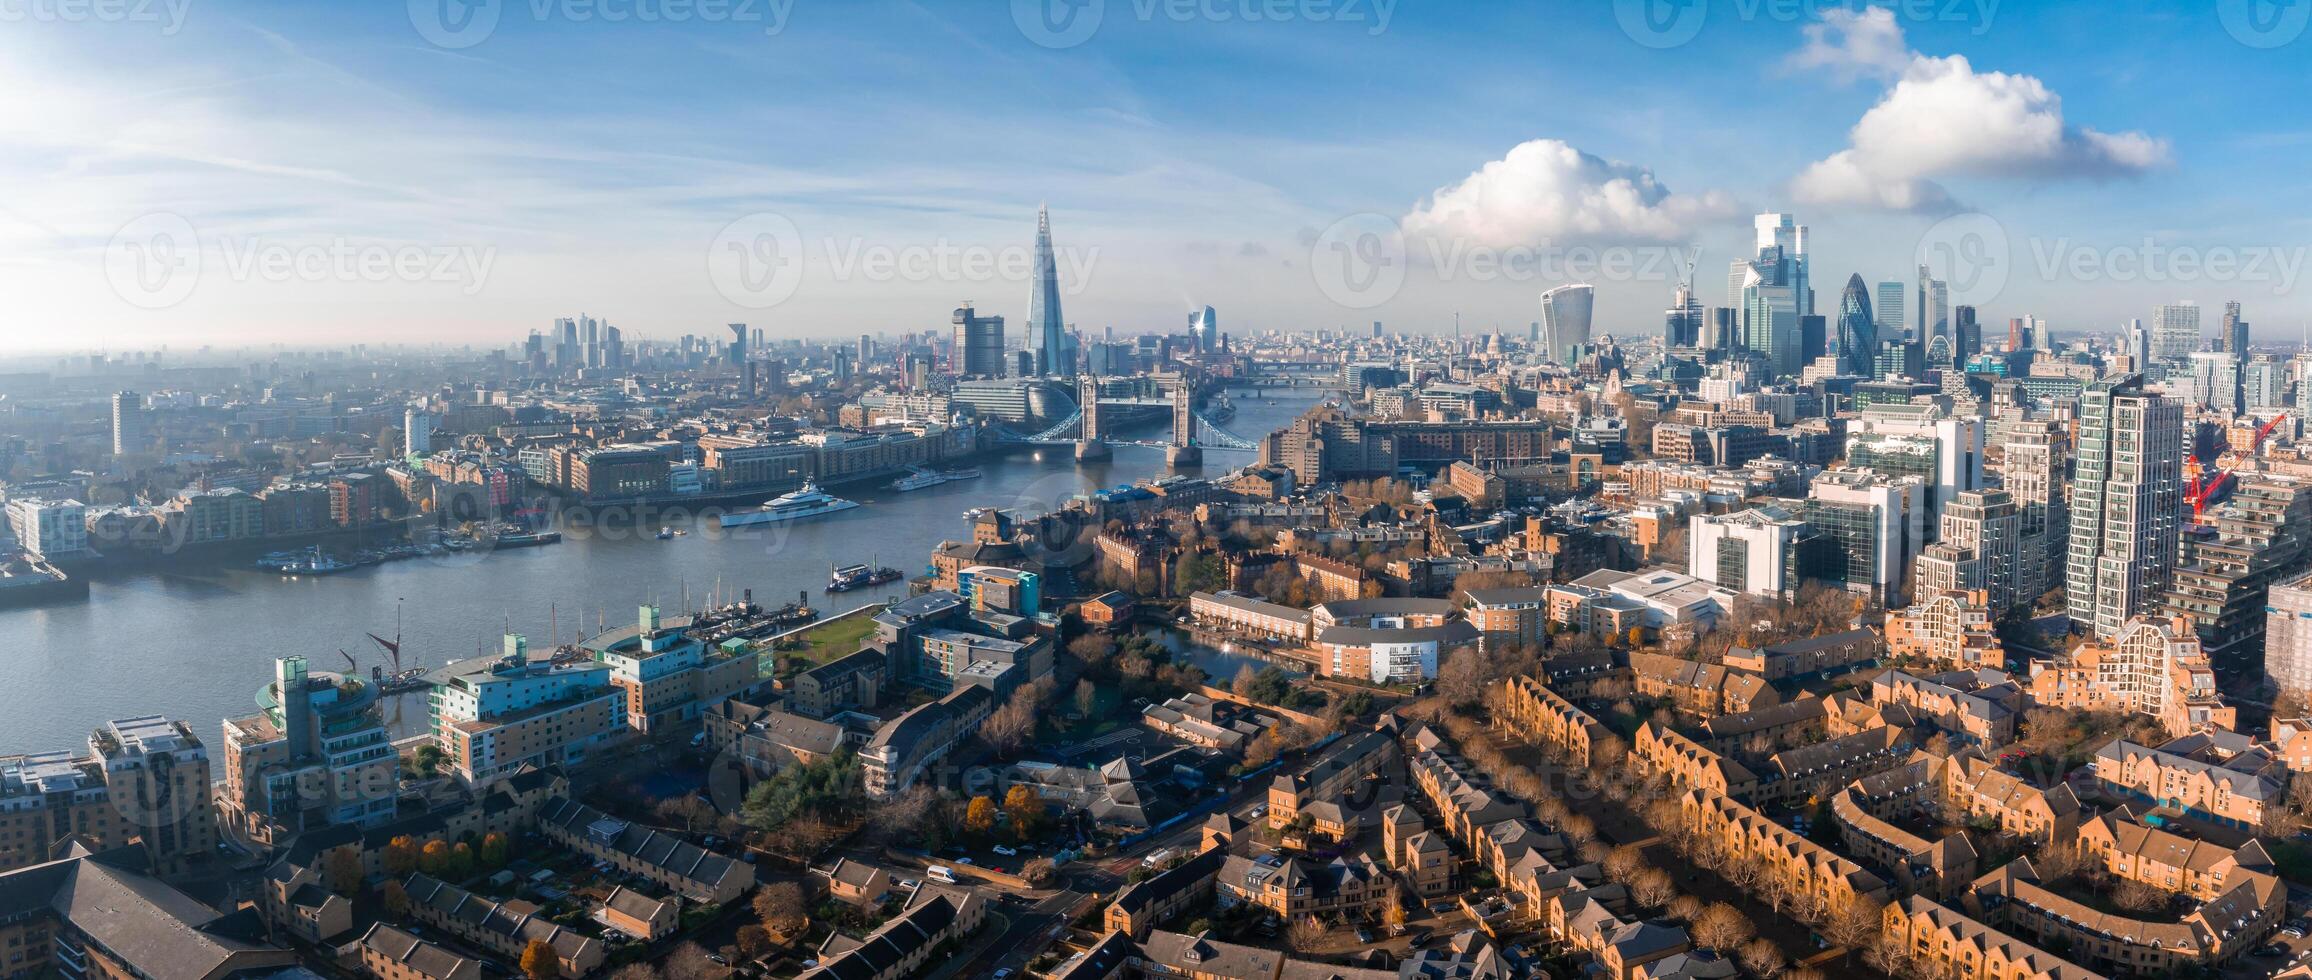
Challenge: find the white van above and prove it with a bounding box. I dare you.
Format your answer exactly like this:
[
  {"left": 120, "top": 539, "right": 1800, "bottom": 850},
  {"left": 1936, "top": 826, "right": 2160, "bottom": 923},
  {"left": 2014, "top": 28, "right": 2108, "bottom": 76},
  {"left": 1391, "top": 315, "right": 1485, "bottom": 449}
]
[
  {"left": 1142, "top": 848, "right": 1175, "bottom": 869},
  {"left": 927, "top": 865, "right": 957, "bottom": 883}
]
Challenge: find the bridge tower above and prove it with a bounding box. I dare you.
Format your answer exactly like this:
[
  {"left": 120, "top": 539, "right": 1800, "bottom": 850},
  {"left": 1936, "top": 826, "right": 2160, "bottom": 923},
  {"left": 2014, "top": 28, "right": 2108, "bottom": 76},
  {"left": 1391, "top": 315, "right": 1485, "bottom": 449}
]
[
  {"left": 1074, "top": 375, "right": 1111, "bottom": 462},
  {"left": 1165, "top": 378, "right": 1202, "bottom": 468}
]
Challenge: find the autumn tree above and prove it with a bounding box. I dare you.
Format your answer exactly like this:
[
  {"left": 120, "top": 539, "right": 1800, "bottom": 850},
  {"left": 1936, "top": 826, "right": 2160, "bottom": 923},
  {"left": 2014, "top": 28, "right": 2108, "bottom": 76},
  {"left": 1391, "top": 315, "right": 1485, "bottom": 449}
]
[
  {"left": 965, "top": 796, "right": 997, "bottom": 835},
  {"left": 520, "top": 939, "right": 561, "bottom": 980},
  {"left": 448, "top": 842, "right": 477, "bottom": 880},
  {"left": 1020, "top": 857, "right": 1057, "bottom": 885},
  {"left": 1002, "top": 785, "right": 1044, "bottom": 838},
  {"left": 381, "top": 880, "right": 411, "bottom": 921},
  {"left": 384, "top": 835, "right": 420, "bottom": 875},
  {"left": 326, "top": 848, "right": 363, "bottom": 897},
  {"left": 755, "top": 881, "right": 809, "bottom": 937},
  {"left": 478, "top": 832, "right": 509, "bottom": 869},
  {"left": 419, "top": 840, "right": 452, "bottom": 877},
  {"left": 734, "top": 925, "right": 773, "bottom": 961}
]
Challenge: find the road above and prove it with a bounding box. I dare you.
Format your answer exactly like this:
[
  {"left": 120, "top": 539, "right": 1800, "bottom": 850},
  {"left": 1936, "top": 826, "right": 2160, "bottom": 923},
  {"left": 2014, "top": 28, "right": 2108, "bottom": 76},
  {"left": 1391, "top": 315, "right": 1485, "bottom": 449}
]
[{"left": 950, "top": 776, "right": 1275, "bottom": 979}]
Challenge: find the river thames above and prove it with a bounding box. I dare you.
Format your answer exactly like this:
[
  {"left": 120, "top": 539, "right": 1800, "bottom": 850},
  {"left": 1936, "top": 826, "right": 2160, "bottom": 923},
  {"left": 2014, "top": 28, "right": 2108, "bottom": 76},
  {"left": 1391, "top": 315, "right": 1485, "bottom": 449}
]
[{"left": 0, "top": 387, "right": 1327, "bottom": 753}]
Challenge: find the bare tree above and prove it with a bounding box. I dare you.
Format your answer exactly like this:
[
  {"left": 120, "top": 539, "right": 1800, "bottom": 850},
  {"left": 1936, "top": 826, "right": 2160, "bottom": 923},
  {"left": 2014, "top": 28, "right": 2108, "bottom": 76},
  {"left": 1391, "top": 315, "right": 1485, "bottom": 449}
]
[
  {"left": 1602, "top": 844, "right": 1649, "bottom": 883},
  {"left": 2112, "top": 881, "right": 2166, "bottom": 913},
  {"left": 1736, "top": 938, "right": 1786, "bottom": 978},
  {"left": 1286, "top": 915, "right": 1328, "bottom": 954},
  {"left": 1691, "top": 902, "right": 1756, "bottom": 952},
  {"left": 1630, "top": 868, "right": 1679, "bottom": 909},
  {"left": 1668, "top": 894, "right": 1707, "bottom": 924}
]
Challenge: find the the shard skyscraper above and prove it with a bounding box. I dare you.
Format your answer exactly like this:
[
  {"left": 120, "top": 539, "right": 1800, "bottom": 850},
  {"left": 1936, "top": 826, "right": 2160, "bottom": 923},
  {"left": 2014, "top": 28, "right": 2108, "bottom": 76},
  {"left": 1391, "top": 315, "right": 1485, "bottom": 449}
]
[{"left": 1028, "top": 205, "right": 1068, "bottom": 376}]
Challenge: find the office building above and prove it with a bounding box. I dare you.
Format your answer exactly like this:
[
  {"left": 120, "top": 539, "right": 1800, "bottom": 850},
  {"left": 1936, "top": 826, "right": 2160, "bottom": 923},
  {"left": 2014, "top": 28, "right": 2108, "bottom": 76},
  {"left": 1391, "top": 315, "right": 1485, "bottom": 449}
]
[
  {"left": 221, "top": 657, "right": 399, "bottom": 844},
  {"left": 2067, "top": 374, "right": 2186, "bottom": 638},
  {"left": 1843, "top": 407, "right": 1984, "bottom": 517},
  {"left": 1874, "top": 280, "right": 1906, "bottom": 348},
  {"left": 1189, "top": 306, "right": 1218, "bottom": 352},
  {"left": 1807, "top": 470, "right": 1927, "bottom": 604},
  {"left": 1689, "top": 505, "right": 1814, "bottom": 598},
  {"left": 1539, "top": 283, "right": 1595, "bottom": 365},
  {"left": 1952, "top": 305, "right": 1980, "bottom": 363},
  {"left": 950, "top": 303, "right": 1005, "bottom": 377},
  {"left": 2221, "top": 300, "right": 2248, "bottom": 354},
  {"left": 2187, "top": 350, "right": 2242, "bottom": 415},
  {"left": 1836, "top": 274, "right": 1877, "bottom": 377},
  {"left": 1740, "top": 214, "right": 1805, "bottom": 377},
  {"left": 1027, "top": 205, "right": 1067, "bottom": 376},
  {"left": 1914, "top": 269, "right": 1948, "bottom": 346},
  {"left": 2154, "top": 303, "right": 2201, "bottom": 363},
  {"left": 1664, "top": 282, "right": 1703, "bottom": 348}
]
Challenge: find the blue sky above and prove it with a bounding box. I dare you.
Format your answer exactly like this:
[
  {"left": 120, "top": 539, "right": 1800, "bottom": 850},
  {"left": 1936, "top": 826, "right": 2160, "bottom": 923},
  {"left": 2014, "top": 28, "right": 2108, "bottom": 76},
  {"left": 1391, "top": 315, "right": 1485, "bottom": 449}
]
[{"left": 6, "top": 0, "right": 2311, "bottom": 352}]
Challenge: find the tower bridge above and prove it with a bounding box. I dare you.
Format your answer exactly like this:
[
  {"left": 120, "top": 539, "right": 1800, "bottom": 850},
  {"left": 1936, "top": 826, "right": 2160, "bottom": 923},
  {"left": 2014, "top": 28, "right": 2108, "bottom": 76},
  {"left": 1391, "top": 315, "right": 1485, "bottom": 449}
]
[{"left": 990, "top": 374, "right": 1258, "bottom": 465}]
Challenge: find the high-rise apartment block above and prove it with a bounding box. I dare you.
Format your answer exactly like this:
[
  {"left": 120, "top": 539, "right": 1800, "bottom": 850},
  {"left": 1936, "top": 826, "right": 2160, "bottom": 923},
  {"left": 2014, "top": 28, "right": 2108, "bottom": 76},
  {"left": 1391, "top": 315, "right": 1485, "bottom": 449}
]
[
  {"left": 2067, "top": 374, "right": 2186, "bottom": 638},
  {"left": 221, "top": 657, "right": 398, "bottom": 844}
]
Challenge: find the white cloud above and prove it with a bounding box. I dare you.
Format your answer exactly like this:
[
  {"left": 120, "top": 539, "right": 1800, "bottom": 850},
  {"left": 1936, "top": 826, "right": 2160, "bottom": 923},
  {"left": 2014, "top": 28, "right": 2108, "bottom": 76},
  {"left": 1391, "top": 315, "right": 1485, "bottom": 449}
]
[
  {"left": 1789, "top": 12, "right": 2169, "bottom": 211},
  {"left": 1785, "top": 6, "right": 1909, "bottom": 82},
  {"left": 1402, "top": 139, "right": 1736, "bottom": 247}
]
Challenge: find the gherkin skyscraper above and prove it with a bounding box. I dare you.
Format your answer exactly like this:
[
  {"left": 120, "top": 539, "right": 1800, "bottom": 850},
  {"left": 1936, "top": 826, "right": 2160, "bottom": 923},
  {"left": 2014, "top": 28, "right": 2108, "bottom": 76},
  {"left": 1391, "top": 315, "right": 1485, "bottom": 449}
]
[{"left": 1837, "top": 274, "right": 1876, "bottom": 377}]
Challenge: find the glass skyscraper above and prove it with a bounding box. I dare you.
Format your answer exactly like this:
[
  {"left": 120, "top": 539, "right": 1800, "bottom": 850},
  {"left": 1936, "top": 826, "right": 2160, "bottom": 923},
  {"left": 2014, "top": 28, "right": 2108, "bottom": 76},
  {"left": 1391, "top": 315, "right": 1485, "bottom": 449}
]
[
  {"left": 1028, "top": 205, "right": 1068, "bottom": 377},
  {"left": 1837, "top": 274, "right": 1876, "bottom": 377}
]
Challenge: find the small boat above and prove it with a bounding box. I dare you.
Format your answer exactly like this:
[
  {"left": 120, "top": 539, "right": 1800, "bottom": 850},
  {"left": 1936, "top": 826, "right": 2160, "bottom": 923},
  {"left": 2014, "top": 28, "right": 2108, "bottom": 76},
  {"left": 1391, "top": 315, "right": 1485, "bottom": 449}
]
[
  {"left": 939, "top": 466, "right": 983, "bottom": 482},
  {"left": 721, "top": 482, "right": 861, "bottom": 527},
  {"left": 892, "top": 468, "right": 947, "bottom": 492},
  {"left": 276, "top": 548, "right": 352, "bottom": 577},
  {"left": 656, "top": 528, "right": 676, "bottom": 540},
  {"left": 827, "top": 563, "right": 875, "bottom": 592}
]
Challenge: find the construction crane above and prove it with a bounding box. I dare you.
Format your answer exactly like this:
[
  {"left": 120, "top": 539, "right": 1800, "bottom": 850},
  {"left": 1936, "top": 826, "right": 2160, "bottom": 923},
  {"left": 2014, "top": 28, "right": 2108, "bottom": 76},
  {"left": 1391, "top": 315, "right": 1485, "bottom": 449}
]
[
  {"left": 2255, "top": 410, "right": 2292, "bottom": 452},
  {"left": 2185, "top": 453, "right": 2236, "bottom": 521}
]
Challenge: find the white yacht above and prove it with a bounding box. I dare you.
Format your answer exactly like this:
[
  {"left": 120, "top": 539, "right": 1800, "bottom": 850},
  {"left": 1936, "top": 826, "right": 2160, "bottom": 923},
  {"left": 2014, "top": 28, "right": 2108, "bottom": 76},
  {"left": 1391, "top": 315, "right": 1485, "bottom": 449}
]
[
  {"left": 892, "top": 468, "right": 948, "bottom": 492},
  {"left": 719, "top": 482, "right": 861, "bottom": 527}
]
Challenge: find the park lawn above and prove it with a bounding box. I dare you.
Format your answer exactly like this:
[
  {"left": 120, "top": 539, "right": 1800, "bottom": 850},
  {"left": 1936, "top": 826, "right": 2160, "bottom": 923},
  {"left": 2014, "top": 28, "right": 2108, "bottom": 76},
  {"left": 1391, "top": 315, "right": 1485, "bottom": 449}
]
[{"left": 774, "top": 609, "right": 883, "bottom": 676}]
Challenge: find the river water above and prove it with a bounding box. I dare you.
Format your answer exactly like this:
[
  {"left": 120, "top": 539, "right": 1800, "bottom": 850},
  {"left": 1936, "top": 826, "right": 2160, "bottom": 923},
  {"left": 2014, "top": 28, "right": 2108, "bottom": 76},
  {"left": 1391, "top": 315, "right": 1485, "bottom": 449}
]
[{"left": 0, "top": 388, "right": 1328, "bottom": 753}]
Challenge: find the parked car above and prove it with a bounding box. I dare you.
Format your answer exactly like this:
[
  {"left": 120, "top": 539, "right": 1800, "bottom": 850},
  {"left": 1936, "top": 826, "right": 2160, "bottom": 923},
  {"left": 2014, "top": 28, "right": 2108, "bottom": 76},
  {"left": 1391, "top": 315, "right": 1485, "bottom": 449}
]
[
  {"left": 2255, "top": 945, "right": 2287, "bottom": 958},
  {"left": 705, "top": 954, "right": 729, "bottom": 966},
  {"left": 993, "top": 845, "right": 1018, "bottom": 857}
]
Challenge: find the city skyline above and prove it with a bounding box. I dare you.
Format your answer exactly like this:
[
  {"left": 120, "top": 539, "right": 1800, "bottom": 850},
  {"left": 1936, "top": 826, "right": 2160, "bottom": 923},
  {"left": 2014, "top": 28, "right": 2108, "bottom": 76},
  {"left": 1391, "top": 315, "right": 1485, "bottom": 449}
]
[{"left": 6, "top": 3, "right": 2311, "bottom": 351}]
